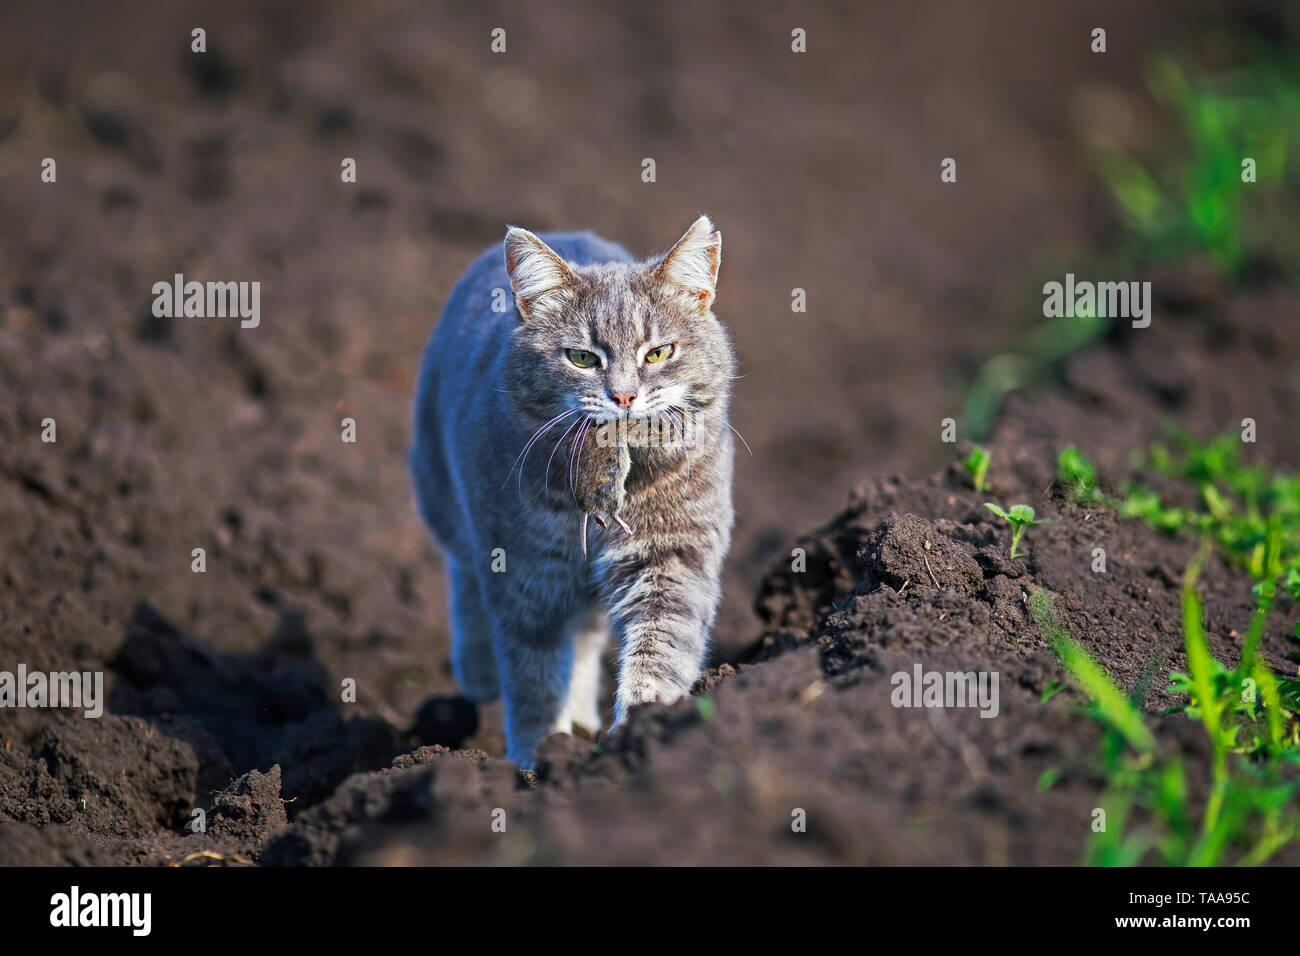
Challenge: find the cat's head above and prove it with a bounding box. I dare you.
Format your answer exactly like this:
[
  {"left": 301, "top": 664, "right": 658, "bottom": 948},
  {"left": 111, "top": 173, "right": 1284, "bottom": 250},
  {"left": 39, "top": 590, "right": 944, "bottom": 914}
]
[{"left": 501, "top": 216, "right": 733, "bottom": 430}]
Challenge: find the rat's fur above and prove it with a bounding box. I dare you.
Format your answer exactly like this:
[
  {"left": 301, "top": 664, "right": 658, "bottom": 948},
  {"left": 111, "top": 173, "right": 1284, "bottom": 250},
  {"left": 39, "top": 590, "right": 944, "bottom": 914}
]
[{"left": 572, "top": 420, "right": 633, "bottom": 556}]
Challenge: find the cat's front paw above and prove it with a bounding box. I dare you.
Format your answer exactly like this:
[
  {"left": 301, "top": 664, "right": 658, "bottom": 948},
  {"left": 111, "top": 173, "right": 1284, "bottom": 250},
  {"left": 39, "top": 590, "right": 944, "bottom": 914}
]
[
  {"left": 506, "top": 740, "right": 540, "bottom": 771},
  {"left": 611, "top": 683, "right": 686, "bottom": 728}
]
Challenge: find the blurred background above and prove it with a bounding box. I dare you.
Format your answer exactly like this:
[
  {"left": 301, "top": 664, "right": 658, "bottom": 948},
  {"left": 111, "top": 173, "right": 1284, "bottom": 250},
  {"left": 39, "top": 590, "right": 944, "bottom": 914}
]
[{"left": 1, "top": 0, "right": 1298, "bottom": 750}]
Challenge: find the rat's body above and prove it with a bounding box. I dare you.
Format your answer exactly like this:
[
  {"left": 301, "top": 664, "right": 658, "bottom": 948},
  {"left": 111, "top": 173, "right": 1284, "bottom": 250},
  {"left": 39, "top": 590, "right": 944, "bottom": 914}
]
[{"left": 572, "top": 421, "right": 633, "bottom": 556}]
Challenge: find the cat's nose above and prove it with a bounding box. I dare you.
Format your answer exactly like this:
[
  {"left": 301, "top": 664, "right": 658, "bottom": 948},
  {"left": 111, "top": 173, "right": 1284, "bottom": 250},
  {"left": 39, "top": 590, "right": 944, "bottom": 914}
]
[{"left": 610, "top": 390, "right": 637, "bottom": 409}]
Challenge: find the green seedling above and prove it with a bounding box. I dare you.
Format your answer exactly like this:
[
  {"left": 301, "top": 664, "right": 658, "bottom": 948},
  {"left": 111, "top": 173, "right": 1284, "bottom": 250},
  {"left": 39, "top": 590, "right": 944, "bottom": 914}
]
[
  {"left": 1040, "top": 679, "right": 1068, "bottom": 704},
  {"left": 1096, "top": 54, "right": 1300, "bottom": 280},
  {"left": 1118, "top": 432, "right": 1300, "bottom": 703},
  {"left": 960, "top": 56, "right": 1300, "bottom": 444},
  {"left": 984, "top": 502, "right": 1050, "bottom": 559},
  {"left": 961, "top": 302, "right": 1107, "bottom": 441},
  {"left": 1118, "top": 486, "right": 1191, "bottom": 534},
  {"left": 1057, "top": 445, "right": 1101, "bottom": 502},
  {"left": 1284, "top": 568, "right": 1300, "bottom": 601},
  {"left": 1032, "top": 582, "right": 1300, "bottom": 867},
  {"left": 1122, "top": 429, "right": 1300, "bottom": 640},
  {"left": 963, "top": 445, "right": 991, "bottom": 494},
  {"left": 1036, "top": 767, "right": 1062, "bottom": 792}
]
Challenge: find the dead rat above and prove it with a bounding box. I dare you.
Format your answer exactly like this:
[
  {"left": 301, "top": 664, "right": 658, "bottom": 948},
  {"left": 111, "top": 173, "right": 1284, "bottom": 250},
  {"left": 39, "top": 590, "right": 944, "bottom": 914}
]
[{"left": 571, "top": 419, "right": 633, "bottom": 558}]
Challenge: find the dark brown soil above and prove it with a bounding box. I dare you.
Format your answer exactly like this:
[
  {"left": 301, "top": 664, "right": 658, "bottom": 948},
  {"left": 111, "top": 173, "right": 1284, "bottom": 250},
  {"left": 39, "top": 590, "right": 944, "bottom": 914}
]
[
  {"left": 6, "top": 266, "right": 1297, "bottom": 864},
  {"left": 1, "top": 1, "right": 1299, "bottom": 865}
]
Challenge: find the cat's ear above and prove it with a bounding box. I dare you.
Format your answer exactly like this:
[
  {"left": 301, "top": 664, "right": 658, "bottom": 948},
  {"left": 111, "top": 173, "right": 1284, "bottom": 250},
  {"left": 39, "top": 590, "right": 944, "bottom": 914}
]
[
  {"left": 654, "top": 215, "right": 722, "bottom": 314},
  {"left": 503, "top": 227, "right": 579, "bottom": 321}
]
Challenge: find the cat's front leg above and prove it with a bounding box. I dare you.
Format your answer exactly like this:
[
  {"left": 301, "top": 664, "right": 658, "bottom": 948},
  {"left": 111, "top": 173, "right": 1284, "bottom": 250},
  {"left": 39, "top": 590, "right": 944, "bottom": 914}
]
[
  {"left": 478, "top": 561, "right": 581, "bottom": 769},
  {"left": 495, "top": 635, "right": 574, "bottom": 767},
  {"left": 598, "top": 533, "right": 724, "bottom": 727}
]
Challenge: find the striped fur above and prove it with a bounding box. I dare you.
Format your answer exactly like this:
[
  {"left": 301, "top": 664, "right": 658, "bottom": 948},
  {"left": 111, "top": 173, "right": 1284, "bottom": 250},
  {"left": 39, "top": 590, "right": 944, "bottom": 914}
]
[{"left": 410, "top": 217, "right": 735, "bottom": 767}]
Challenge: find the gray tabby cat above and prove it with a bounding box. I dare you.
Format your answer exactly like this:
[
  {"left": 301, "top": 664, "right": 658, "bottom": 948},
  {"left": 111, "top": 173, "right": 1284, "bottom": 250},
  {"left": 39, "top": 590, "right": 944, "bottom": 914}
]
[{"left": 410, "top": 216, "right": 735, "bottom": 768}]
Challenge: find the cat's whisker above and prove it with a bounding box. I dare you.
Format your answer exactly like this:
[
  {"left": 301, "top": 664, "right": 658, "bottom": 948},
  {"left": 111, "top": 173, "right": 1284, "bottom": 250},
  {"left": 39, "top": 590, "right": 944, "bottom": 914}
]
[
  {"left": 569, "top": 415, "right": 594, "bottom": 497},
  {"left": 518, "top": 413, "right": 581, "bottom": 492},
  {"left": 501, "top": 407, "right": 581, "bottom": 496},
  {"left": 544, "top": 413, "right": 586, "bottom": 498},
  {"left": 727, "top": 421, "right": 753, "bottom": 456},
  {"left": 684, "top": 398, "right": 749, "bottom": 457},
  {"left": 674, "top": 399, "right": 714, "bottom": 460}
]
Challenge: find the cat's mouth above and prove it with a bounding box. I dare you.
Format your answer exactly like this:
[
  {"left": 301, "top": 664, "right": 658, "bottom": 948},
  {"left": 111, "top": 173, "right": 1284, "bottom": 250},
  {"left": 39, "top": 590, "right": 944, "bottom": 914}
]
[
  {"left": 575, "top": 404, "right": 643, "bottom": 425},
  {"left": 567, "top": 397, "right": 700, "bottom": 452}
]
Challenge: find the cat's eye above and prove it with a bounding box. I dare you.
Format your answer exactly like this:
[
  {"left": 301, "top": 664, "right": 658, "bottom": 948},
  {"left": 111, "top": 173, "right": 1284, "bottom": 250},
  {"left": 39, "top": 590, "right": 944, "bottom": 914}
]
[
  {"left": 645, "top": 343, "right": 675, "bottom": 364},
  {"left": 566, "top": 348, "right": 600, "bottom": 369}
]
